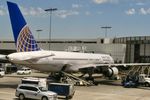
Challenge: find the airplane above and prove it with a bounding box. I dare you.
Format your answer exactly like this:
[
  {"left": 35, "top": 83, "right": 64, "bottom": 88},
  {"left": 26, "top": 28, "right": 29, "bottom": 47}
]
[{"left": 4, "top": 1, "right": 150, "bottom": 83}]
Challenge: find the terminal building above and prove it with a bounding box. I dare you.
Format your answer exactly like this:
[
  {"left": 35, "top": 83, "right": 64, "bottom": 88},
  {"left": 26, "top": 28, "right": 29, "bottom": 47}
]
[{"left": 0, "top": 36, "right": 150, "bottom": 63}]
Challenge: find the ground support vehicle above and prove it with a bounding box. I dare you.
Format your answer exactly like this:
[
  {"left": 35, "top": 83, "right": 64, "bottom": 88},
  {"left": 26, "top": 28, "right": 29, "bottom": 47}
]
[
  {"left": 0, "top": 68, "right": 5, "bottom": 77},
  {"left": 17, "top": 68, "right": 32, "bottom": 75},
  {"left": 138, "top": 74, "right": 150, "bottom": 87},
  {"left": 122, "top": 73, "right": 150, "bottom": 88},
  {"left": 21, "top": 77, "right": 47, "bottom": 88},
  {"left": 48, "top": 83, "right": 75, "bottom": 99},
  {"left": 15, "top": 84, "right": 57, "bottom": 100}
]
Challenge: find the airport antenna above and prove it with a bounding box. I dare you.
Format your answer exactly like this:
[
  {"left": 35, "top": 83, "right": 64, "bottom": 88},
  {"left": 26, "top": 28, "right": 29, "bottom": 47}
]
[
  {"left": 101, "top": 26, "right": 112, "bottom": 38},
  {"left": 45, "top": 8, "right": 57, "bottom": 50}
]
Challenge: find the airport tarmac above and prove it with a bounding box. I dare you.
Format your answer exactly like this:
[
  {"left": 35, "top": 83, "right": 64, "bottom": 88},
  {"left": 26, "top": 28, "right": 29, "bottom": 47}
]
[{"left": 0, "top": 73, "right": 150, "bottom": 100}]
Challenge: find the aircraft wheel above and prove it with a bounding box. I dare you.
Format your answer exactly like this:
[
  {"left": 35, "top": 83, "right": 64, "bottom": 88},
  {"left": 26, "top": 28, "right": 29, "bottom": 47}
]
[
  {"left": 76, "top": 81, "right": 80, "bottom": 86},
  {"left": 145, "top": 82, "right": 150, "bottom": 87}
]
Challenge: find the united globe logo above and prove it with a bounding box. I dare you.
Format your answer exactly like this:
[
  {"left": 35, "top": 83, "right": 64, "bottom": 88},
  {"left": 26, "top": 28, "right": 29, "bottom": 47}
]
[{"left": 16, "top": 26, "right": 40, "bottom": 52}]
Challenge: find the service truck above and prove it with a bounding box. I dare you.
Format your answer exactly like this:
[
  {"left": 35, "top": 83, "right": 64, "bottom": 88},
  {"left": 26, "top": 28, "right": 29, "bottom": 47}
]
[
  {"left": 138, "top": 74, "right": 150, "bottom": 87},
  {"left": 21, "top": 77, "right": 47, "bottom": 88},
  {"left": 122, "top": 74, "right": 150, "bottom": 87}
]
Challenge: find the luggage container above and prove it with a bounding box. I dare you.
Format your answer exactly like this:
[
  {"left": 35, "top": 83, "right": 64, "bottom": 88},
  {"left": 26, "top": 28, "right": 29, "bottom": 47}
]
[{"left": 48, "top": 83, "right": 75, "bottom": 99}]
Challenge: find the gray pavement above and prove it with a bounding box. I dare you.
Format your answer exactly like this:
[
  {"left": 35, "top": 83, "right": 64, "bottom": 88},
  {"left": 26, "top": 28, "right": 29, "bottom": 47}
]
[{"left": 0, "top": 73, "right": 149, "bottom": 100}]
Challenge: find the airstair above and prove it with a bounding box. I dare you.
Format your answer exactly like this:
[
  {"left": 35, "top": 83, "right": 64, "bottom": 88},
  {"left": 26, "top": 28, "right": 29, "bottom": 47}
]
[{"left": 60, "top": 71, "right": 94, "bottom": 86}]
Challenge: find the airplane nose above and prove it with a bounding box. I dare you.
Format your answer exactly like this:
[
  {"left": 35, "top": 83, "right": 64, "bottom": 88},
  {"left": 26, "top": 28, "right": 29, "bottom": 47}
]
[
  {"left": 5, "top": 56, "right": 9, "bottom": 60},
  {"left": 6, "top": 55, "right": 14, "bottom": 61}
]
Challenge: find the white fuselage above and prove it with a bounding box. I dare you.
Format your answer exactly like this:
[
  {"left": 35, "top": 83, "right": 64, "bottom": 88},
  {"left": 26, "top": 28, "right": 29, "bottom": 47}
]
[{"left": 7, "top": 50, "right": 114, "bottom": 72}]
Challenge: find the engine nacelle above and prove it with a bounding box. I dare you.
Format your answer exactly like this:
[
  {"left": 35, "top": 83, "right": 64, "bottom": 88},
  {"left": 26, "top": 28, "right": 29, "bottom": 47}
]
[{"left": 103, "top": 67, "right": 119, "bottom": 77}]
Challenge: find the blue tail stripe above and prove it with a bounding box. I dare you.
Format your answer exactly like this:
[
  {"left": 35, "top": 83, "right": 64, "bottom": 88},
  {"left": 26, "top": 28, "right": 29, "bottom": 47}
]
[
  {"left": 7, "top": 1, "right": 40, "bottom": 52},
  {"left": 7, "top": 1, "right": 27, "bottom": 43}
]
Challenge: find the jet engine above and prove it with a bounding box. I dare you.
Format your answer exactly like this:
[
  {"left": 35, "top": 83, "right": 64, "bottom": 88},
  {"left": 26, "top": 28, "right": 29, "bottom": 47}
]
[{"left": 102, "top": 67, "right": 119, "bottom": 78}]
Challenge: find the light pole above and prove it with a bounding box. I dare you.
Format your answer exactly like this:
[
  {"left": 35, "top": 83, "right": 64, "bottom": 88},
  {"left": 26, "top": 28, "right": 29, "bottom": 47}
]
[
  {"left": 45, "top": 8, "right": 57, "bottom": 50},
  {"left": 101, "top": 26, "right": 112, "bottom": 38},
  {"left": 36, "top": 29, "right": 42, "bottom": 41}
]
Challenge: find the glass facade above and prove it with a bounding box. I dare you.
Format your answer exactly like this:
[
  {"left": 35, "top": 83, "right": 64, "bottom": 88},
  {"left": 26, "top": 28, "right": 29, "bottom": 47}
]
[{"left": 114, "top": 36, "right": 150, "bottom": 63}]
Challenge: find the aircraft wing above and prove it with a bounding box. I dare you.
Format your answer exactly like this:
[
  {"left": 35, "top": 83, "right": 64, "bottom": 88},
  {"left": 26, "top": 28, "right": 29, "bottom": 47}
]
[
  {"left": 70, "top": 63, "right": 150, "bottom": 70},
  {"left": 6, "top": 51, "right": 55, "bottom": 63},
  {"left": 68, "top": 63, "right": 150, "bottom": 78},
  {"left": 19, "top": 53, "right": 55, "bottom": 61},
  {"left": 68, "top": 63, "right": 150, "bottom": 70},
  {"left": 95, "top": 63, "right": 150, "bottom": 67},
  {"left": 67, "top": 63, "right": 150, "bottom": 74}
]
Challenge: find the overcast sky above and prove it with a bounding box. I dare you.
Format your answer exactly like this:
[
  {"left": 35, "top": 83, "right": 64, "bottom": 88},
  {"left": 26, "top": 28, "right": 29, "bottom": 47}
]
[{"left": 0, "top": 0, "right": 150, "bottom": 39}]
